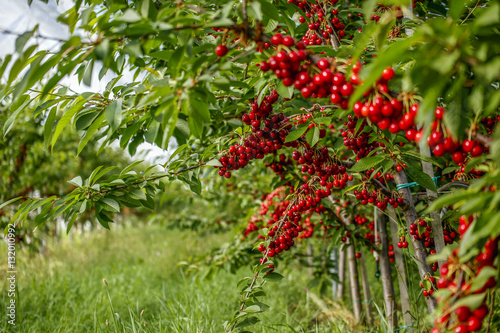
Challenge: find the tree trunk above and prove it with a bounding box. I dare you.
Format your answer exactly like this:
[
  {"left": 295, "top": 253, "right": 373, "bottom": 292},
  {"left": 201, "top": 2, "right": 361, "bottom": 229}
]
[
  {"left": 359, "top": 249, "right": 373, "bottom": 324},
  {"left": 377, "top": 208, "right": 397, "bottom": 330},
  {"left": 330, "top": 248, "right": 338, "bottom": 301},
  {"left": 344, "top": 215, "right": 362, "bottom": 322},
  {"left": 393, "top": 170, "right": 437, "bottom": 313},
  {"left": 337, "top": 246, "right": 346, "bottom": 301},
  {"left": 307, "top": 243, "right": 314, "bottom": 278},
  {"left": 388, "top": 207, "right": 413, "bottom": 331},
  {"left": 420, "top": 144, "right": 446, "bottom": 268}
]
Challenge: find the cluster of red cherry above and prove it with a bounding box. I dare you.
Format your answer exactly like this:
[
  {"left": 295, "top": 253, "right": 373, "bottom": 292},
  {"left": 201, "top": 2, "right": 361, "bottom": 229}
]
[
  {"left": 341, "top": 115, "right": 382, "bottom": 160},
  {"left": 409, "top": 219, "right": 441, "bottom": 272},
  {"left": 397, "top": 235, "right": 409, "bottom": 249},
  {"left": 216, "top": 92, "right": 292, "bottom": 178},
  {"left": 287, "top": 0, "right": 347, "bottom": 43},
  {"left": 432, "top": 234, "right": 498, "bottom": 333},
  {"left": 420, "top": 275, "right": 437, "bottom": 297},
  {"left": 292, "top": 147, "right": 351, "bottom": 190},
  {"left": 365, "top": 166, "right": 395, "bottom": 183},
  {"left": 353, "top": 188, "right": 402, "bottom": 211},
  {"left": 264, "top": 153, "right": 294, "bottom": 180}
]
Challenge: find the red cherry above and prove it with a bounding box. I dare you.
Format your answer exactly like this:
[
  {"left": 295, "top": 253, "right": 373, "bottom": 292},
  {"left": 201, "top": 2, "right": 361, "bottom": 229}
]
[
  {"left": 282, "top": 36, "right": 294, "bottom": 46},
  {"left": 472, "top": 304, "right": 488, "bottom": 320},
  {"left": 382, "top": 67, "right": 395, "bottom": 81},
  {"left": 462, "top": 140, "right": 475, "bottom": 153},
  {"left": 452, "top": 151, "right": 465, "bottom": 164},
  {"left": 381, "top": 103, "right": 394, "bottom": 117},
  {"left": 455, "top": 306, "right": 471, "bottom": 322},
  {"left": 437, "top": 277, "right": 449, "bottom": 289},
  {"left": 389, "top": 121, "right": 400, "bottom": 134},
  {"left": 410, "top": 104, "right": 419, "bottom": 116},
  {"left": 459, "top": 222, "right": 469, "bottom": 236},
  {"left": 317, "top": 58, "right": 330, "bottom": 69},
  {"left": 430, "top": 131, "right": 444, "bottom": 146},
  {"left": 340, "top": 83, "right": 354, "bottom": 96},
  {"left": 443, "top": 138, "right": 458, "bottom": 152},
  {"left": 467, "top": 315, "right": 482, "bottom": 332},
  {"left": 259, "top": 61, "right": 270, "bottom": 72},
  {"left": 390, "top": 99, "right": 403, "bottom": 116},
  {"left": 352, "top": 61, "right": 362, "bottom": 73},
  {"left": 415, "top": 130, "right": 423, "bottom": 143},
  {"left": 455, "top": 324, "right": 469, "bottom": 333},
  {"left": 271, "top": 33, "right": 283, "bottom": 45},
  {"left": 361, "top": 104, "right": 370, "bottom": 117},
  {"left": 330, "top": 92, "right": 342, "bottom": 104},
  {"left": 406, "top": 129, "right": 417, "bottom": 141},
  {"left": 377, "top": 118, "right": 390, "bottom": 130},
  {"left": 301, "top": 86, "right": 312, "bottom": 98},
  {"left": 215, "top": 45, "right": 228, "bottom": 57},
  {"left": 355, "top": 253, "right": 361, "bottom": 258},
  {"left": 435, "top": 106, "right": 445, "bottom": 120},
  {"left": 350, "top": 73, "right": 361, "bottom": 85},
  {"left": 471, "top": 145, "right": 483, "bottom": 157},
  {"left": 433, "top": 144, "right": 445, "bottom": 157}
]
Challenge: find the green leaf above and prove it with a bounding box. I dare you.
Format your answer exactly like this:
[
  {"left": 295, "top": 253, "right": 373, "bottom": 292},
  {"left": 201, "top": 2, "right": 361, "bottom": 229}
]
[
  {"left": 405, "top": 165, "right": 437, "bottom": 192},
  {"left": 314, "top": 117, "right": 332, "bottom": 126},
  {"left": 234, "top": 317, "right": 260, "bottom": 329},
  {"left": 464, "top": 156, "right": 486, "bottom": 174},
  {"left": 263, "top": 272, "right": 284, "bottom": 281},
  {"left": 3, "top": 95, "right": 30, "bottom": 137},
  {"left": 442, "top": 167, "right": 456, "bottom": 175},
  {"left": 15, "top": 26, "right": 37, "bottom": 53},
  {"left": 469, "top": 267, "right": 497, "bottom": 293},
  {"left": 82, "top": 59, "right": 94, "bottom": 86},
  {"left": 65, "top": 213, "right": 78, "bottom": 234},
  {"left": 129, "top": 189, "right": 147, "bottom": 201},
  {"left": 449, "top": 0, "right": 475, "bottom": 20},
  {"left": 285, "top": 123, "right": 308, "bottom": 143},
  {"left": 165, "top": 143, "right": 188, "bottom": 166},
  {"left": 451, "top": 293, "right": 486, "bottom": 312},
  {"left": 99, "top": 198, "right": 120, "bottom": 213},
  {"left": 276, "top": 80, "right": 293, "bottom": 99},
  {"left": 43, "top": 107, "right": 57, "bottom": 148},
  {"left": 77, "top": 113, "right": 105, "bottom": 155},
  {"left": 91, "top": 166, "right": 117, "bottom": 184},
  {"left": 243, "top": 305, "right": 261, "bottom": 313},
  {"left": 120, "top": 160, "right": 144, "bottom": 176},
  {"left": 306, "top": 126, "right": 320, "bottom": 147},
  {"left": 104, "top": 98, "right": 123, "bottom": 131},
  {"left": 117, "top": 9, "right": 142, "bottom": 23},
  {"left": 0, "top": 197, "right": 23, "bottom": 211},
  {"left": 257, "top": 0, "right": 280, "bottom": 21},
  {"left": 402, "top": 150, "right": 443, "bottom": 168},
  {"left": 206, "top": 159, "right": 222, "bottom": 167},
  {"left": 96, "top": 210, "right": 113, "bottom": 229},
  {"left": 68, "top": 176, "right": 83, "bottom": 187},
  {"left": 189, "top": 98, "right": 210, "bottom": 122},
  {"left": 95, "top": 39, "right": 110, "bottom": 60},
  {"left": 349, "top": 155, "right": 386, "bottom": 172},
  {"left": 52, "top": 97, "right": 87, "bottom": 149}
]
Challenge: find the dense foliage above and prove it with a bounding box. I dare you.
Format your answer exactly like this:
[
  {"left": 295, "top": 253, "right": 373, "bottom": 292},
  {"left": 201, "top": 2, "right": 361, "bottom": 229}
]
[{"left": 1, "top": 0, "right": 499, "bottom": 332}]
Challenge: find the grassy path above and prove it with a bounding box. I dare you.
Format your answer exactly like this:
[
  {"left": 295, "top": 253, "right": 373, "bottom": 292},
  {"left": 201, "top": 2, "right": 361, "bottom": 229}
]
[{"left": 0, "top": 225, "right": 345, "bottom": 333}]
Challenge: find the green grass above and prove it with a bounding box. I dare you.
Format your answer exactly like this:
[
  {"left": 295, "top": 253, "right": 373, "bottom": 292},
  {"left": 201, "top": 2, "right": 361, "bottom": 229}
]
[{"left": 0, "top": 224, "right": 364, "bottom": 333}]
